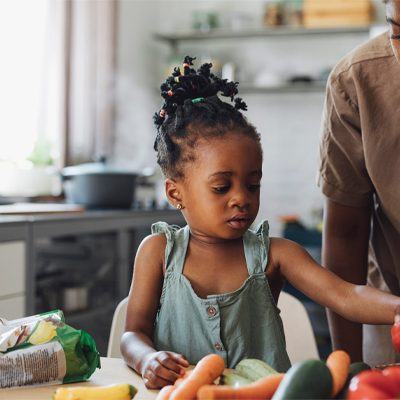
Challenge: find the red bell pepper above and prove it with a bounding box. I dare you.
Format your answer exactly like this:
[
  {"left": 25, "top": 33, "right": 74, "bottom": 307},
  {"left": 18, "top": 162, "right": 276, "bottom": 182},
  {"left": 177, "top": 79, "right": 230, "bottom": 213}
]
[
  {"left": 347, "top": 367, "right": 400, "bottom": 400},
  {"left": 391, "top": 314, "right": 400, "bottom": 353}
]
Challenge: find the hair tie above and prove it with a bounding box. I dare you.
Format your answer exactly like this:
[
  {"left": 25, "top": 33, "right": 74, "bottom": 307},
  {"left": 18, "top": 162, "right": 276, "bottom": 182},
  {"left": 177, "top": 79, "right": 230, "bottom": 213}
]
[{"left": 191, "top": 97, "right": 204, "bottom": 104}]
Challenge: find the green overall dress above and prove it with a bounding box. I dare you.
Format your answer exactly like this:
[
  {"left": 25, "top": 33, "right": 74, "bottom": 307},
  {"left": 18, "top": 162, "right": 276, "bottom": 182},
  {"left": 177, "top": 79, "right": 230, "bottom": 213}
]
[{"left": 152, "top": 220, "right": 291, "bottom": 371}]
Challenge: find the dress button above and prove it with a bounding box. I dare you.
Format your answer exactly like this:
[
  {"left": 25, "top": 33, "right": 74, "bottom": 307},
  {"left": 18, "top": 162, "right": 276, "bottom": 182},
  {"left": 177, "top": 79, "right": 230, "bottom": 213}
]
[
  {"left": 207, "top": 306, "right": 217, "bottom": 317},
  {"left": 214, "top": 342, "right": 223, "bottom": 351}
]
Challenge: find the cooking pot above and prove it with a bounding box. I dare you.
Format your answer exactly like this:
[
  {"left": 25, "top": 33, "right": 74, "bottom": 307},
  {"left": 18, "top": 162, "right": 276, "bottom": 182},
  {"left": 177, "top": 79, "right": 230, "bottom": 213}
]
[{"left": 61, "top": 161, "right": 138, "bottom": 209}]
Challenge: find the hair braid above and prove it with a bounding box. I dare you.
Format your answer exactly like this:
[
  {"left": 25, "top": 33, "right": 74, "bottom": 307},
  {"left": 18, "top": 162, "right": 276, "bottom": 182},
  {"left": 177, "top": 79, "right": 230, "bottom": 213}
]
[{"left": 153, "top": 56, "right": 260, "bottom": 178}]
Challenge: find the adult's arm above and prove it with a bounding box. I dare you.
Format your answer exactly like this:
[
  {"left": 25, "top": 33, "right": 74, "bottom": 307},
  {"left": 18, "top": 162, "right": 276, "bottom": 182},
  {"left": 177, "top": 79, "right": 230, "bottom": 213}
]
[
  {"left": 323, "top": 198, "right": 371, "bottom": 362},
  {"left": 318, "top": 69, "right": 374, "bottom": 361}
]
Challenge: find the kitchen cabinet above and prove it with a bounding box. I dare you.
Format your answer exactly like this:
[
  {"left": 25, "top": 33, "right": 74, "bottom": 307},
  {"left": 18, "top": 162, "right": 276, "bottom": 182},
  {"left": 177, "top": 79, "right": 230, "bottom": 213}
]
[
  {"left": 0, "top": 241, "right": 25, "bottom": 297},
  {"left": 0, "top": 295, "right": 25, "bottom": 320},
  {"left": 0, "top": 209, "right": 184, "bottom": 355},
  {"left": 0, "top": 220, "right": 28, "bottom": 320}
]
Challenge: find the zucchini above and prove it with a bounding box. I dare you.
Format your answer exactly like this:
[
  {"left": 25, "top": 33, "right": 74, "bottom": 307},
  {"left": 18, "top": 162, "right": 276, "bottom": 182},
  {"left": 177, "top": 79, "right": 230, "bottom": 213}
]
[
  {"left": 53, "top": 383, "right": 137, "bottom": 400},
  {"left": 235, "top": 359, "right": 277, "bottom": 382},
  {"left": 220, "top": 372, "right": 252, "bottom": 387},
  {"left": 272, "top": 359, "right": 332, "bottom": 400},
  {"left": 335, "top": 362, "right": 371, "bottom": 399}
]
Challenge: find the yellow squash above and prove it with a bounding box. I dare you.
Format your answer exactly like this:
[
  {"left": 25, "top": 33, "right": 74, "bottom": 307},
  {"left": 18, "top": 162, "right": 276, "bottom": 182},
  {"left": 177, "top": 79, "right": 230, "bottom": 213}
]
[{"left": 53, "top": 383, "right": 137, "bottom": 400}]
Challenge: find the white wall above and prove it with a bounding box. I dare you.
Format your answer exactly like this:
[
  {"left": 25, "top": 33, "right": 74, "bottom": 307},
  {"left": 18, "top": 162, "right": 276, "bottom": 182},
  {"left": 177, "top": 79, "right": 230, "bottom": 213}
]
[{"left": 114, "top": 0, "right": 386, "bottom": 235}]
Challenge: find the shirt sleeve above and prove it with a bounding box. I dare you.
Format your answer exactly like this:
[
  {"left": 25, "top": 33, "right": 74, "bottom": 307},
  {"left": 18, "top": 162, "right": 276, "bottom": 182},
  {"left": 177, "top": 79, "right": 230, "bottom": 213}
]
[{"left": 317, "top": 70, "right": 374, "bottom": 207}]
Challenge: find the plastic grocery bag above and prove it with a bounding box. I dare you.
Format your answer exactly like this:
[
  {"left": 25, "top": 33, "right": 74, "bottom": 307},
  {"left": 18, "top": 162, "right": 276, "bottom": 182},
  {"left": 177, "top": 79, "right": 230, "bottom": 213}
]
[{"left": 0, "top": 310, "right": 100, "bottom": 388}]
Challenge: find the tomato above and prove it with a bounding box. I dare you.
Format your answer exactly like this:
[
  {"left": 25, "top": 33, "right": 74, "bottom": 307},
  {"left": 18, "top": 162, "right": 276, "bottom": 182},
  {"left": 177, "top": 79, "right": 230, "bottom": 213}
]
[{"left": 391, "top": 322, "right": 400, "bottom": 353}]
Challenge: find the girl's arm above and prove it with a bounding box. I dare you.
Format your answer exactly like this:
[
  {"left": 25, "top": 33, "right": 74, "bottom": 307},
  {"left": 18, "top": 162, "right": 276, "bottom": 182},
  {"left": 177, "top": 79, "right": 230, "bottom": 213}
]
[
  {"left": 271, "top": 237, "right": 400, "bottom": 325},
  {"left": 120, "top": 234, "right": 189, "bottom": 388}
]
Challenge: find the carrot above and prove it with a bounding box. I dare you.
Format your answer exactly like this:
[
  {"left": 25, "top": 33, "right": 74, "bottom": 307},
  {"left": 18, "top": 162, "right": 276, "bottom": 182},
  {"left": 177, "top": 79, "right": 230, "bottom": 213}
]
[
  {"left": 174, "top": 377, "right": 184, "bottom": 387},
  {"left": 169, "top": 354, "right": 225, "bottom": 400},
  {"left": 326, "top": 350, "right": 351, "bottom": 397},
  {"left": 156, "top": 385, "right": 175, "bottom": 400},
  {"left": 197, "top": 373, "right": 285, "bottom": 400},
  {"left": 157, "top": 369, "right": 193, "bottom": 399},
  {"left": 174, "top": 369, "right": 193, "bottom": 388},
  {"left": 181, "top": 369, "right": 192, "bottom": 380}
]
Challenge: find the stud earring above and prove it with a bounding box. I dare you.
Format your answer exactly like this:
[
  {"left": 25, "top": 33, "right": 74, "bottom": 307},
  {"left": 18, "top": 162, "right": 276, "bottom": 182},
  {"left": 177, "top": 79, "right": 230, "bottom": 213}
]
[{"left": 176, "top": 203, "right": 183, "bottom": 210}]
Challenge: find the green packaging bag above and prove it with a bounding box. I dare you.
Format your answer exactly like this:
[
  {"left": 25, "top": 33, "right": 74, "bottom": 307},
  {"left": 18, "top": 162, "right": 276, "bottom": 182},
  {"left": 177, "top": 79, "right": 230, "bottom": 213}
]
[{"left": 0, "top": 310, "right": 100, "bottom": 388}]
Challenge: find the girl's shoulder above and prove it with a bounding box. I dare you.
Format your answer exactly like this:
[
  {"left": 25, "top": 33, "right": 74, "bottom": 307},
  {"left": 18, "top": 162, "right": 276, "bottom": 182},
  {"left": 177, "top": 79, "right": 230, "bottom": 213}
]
[
  {"left": 136, "top": 233, "right": 167, "bottom": 266},
  {"left": 268, "top": 236, "right": 309, "bottom": 271},
  {"left": 269, "top": 236, "right": 304, "bottom": 253},
  {"left": 139, "top": 231, "right": 168, "bottom": 251},
  {"left": 265, "top": 237, "right": 300, "bottom": 279},
  {"left": 144, "top": 221, "right": 186, "bottom": 274}
]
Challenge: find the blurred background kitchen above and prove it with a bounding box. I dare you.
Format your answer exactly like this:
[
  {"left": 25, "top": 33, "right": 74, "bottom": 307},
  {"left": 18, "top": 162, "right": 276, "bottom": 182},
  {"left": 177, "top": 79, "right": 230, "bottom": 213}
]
[{"left": 0, "top": 0, "right": 387, "bottom": 357}]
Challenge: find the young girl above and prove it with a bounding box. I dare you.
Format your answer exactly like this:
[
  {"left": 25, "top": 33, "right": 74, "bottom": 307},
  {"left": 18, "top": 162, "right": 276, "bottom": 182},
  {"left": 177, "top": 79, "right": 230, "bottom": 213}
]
[{"left": 121, "top": 56, "right": 400, "bottom": 389}]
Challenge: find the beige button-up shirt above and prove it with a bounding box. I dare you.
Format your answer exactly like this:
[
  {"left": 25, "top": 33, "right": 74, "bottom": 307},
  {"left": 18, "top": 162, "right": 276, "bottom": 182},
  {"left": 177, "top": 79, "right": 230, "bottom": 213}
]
[{"left": 319, "top": 31, "right": 400, "bottom": 294}]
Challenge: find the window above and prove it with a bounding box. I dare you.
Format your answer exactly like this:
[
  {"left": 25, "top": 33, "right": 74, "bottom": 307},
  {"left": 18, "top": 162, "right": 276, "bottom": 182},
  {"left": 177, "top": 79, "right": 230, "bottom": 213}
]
[{"left": 0, "top": 0, "right": 53, "bottom": 163}]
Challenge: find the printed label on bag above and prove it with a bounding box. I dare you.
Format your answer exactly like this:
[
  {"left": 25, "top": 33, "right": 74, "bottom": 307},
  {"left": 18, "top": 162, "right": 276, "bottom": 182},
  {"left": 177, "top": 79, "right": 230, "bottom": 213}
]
[{"left": 0, "top": 341, "right": 66, "bottom": 388}]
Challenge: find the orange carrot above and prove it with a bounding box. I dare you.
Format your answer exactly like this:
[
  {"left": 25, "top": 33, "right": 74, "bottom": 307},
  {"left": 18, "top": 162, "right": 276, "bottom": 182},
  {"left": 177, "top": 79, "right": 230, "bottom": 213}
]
[
  {"left": 326, "top": 350, "right": 351, "bottom": 397},
  {"left": 174, "top": 369, "right": 193, "bottom": 388},
  {"left": 181, "top": 369, "right": 192, "bottom": 380},
  {"left": 174, "top": 377, "right": 184, "bottom": 387},
  {"left": 197, "top": 373, "right": 285, "bottom": 400},
  {"left": 157, "top": 369, "right": 193, "bottom": 399},
  {"left": 156, "top": 385, "right": 175, "bottom": 400},
  {"left": 170, "top": 354, "right": 225, "bottom": 400}
]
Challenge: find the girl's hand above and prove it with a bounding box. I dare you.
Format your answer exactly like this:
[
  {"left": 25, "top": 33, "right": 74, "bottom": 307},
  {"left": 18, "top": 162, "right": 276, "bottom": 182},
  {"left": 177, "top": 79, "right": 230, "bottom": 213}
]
[{"left": 141, "top": 351, "right": 189, "bottom": 389}]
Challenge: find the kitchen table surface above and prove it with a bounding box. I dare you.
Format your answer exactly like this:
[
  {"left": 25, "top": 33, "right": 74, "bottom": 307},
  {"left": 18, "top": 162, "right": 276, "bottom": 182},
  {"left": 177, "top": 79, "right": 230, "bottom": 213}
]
[{"left": 0, "top": 357, "right": 157, "bottom": 400}]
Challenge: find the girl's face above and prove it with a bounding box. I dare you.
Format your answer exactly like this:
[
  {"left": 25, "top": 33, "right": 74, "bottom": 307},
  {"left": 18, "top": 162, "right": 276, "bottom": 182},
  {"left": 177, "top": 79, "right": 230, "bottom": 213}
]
[
  {"left": 386, "top": 0, "right": 400, "bottom": 63},
  {"left": 171, "top": 133, "right": 263, "bottom": 240}
]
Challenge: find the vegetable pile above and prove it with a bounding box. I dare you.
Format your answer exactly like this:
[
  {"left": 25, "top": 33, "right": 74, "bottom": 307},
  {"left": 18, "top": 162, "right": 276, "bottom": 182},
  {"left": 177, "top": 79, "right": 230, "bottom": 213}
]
[
  {"left": 155, "top": 350, "right": 366, "bottom": 400},
  {"left": 154, "top": 314, "right": 400, "bottom": 400}
]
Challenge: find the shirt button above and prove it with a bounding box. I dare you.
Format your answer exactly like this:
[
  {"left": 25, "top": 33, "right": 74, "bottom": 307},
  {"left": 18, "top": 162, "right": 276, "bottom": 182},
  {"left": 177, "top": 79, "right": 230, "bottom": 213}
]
[
  {"left": 207, "top": 306, "right": 217, "bottom": 317},
  {"left": 214, "top": 342, "right": 223, "bottom": 351}
]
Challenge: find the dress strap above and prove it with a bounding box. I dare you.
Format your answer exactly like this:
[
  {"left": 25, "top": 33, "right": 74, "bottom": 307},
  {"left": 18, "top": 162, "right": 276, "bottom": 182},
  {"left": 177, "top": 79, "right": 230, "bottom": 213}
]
[
  {"left": 243, "top": 220, "right": 270, "bottom": 274},
  {"left": 151, "top": 222, "right": 178, "bottom": 270},
  {"left": 151, "top": 222, "right": 189, "bottom": 273}
]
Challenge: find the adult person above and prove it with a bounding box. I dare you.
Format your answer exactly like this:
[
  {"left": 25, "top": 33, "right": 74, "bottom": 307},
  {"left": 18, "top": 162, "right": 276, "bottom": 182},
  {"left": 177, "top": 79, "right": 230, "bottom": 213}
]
[{"left": 318, "top": 0, "right": 400, "bottom": 366}]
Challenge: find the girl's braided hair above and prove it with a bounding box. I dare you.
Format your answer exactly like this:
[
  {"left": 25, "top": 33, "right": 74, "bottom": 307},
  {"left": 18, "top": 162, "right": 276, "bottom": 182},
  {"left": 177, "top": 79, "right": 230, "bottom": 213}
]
[{"left": 153, "top": 56, "right": 261, "bottom": 178}]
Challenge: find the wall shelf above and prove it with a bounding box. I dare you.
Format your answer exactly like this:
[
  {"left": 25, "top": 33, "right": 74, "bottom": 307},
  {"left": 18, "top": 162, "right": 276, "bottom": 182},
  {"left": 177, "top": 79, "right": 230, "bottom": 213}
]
[
  {"left": 154, "top": 25, "right": 371, "bottom": 48},
  {"left": 154, "top": 25, "right": 367, "bottom": 95},
  {"left": 154, "top": 82, "right": 327, "bottom": 95}
]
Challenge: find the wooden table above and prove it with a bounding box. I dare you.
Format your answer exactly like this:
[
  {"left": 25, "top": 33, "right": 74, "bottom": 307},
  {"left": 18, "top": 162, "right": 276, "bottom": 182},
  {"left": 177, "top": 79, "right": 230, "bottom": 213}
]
[{"left": 0, "top": 357, "right": 158, "bottom": 400}]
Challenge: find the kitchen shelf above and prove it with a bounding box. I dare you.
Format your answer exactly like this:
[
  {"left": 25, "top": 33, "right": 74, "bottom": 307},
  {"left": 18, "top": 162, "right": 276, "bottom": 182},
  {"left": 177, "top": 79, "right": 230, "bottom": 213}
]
[
  {"left": 154, "top": 25, "right": 371, "bottom": 47},
  {"left": 154, "top": 82, "right": 327, "bottom": 96}
]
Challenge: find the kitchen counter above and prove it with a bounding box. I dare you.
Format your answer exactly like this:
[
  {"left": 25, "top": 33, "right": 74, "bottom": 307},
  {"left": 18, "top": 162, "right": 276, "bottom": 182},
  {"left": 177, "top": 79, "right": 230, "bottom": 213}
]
[
  {"left": 0, "top": 357, "right": 157, "bottom": 400},
  {"left": 0, "top": 207, "right": 181, "bottom": 223},
  {"left": 0, "top": 208, "right": 185, "bottom": 310}
]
